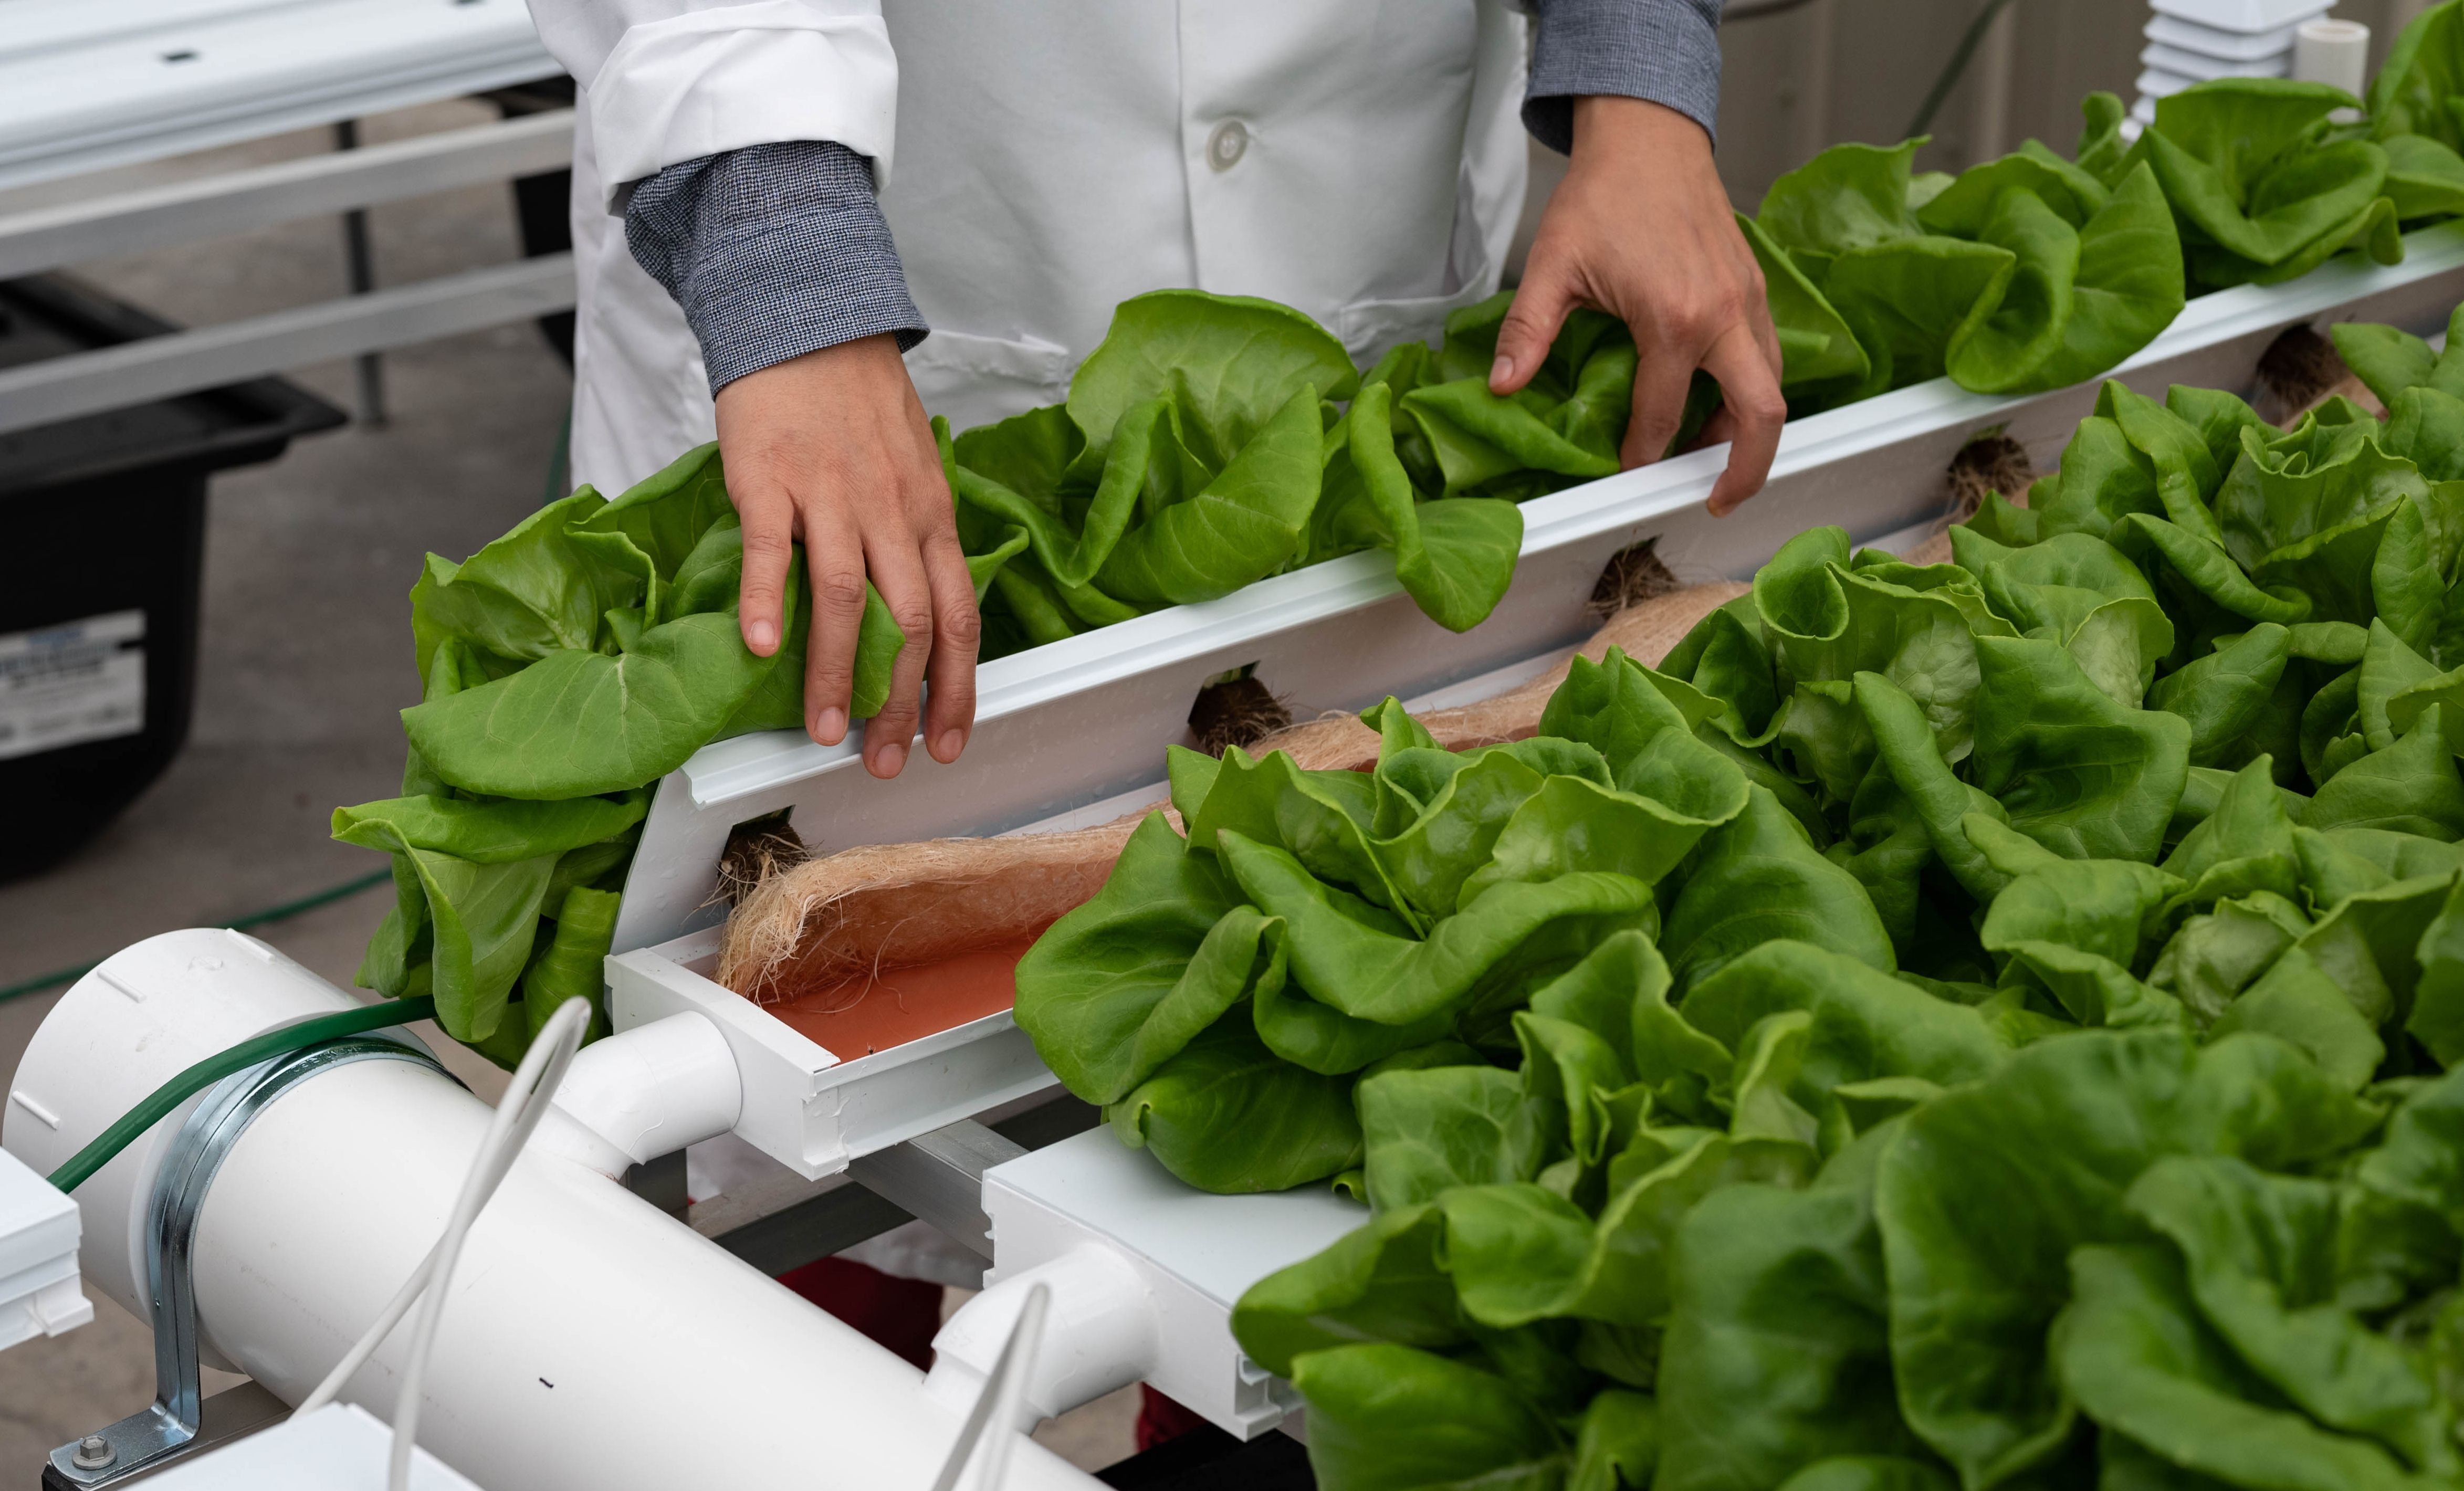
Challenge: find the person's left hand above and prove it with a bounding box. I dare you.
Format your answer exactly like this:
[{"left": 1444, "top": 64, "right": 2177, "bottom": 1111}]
[{"left": 1491, "top": 95, "right": 1786, "bottom": 517}]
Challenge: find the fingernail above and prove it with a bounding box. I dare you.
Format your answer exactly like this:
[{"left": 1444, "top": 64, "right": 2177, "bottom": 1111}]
[
  {"left": 816, "top": 708, "right": 847, "bottom": 745},
  {"left": 875, "top": 742, "right": 907, "bottom": 777},
  {"left": 936, "top": 729, "right": 964, "bottom": 762},
  {"left": 748, "top": 619, "right": 777, "bottom": 653},
  {"left": 1490, "top": 354, "right": 1514, "bottom": 387}
]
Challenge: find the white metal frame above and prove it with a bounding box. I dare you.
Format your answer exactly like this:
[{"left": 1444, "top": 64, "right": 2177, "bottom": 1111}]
[
  {"left": 0, "top": 0, "right": 557, "bottom": 194},
  {"left": 0, "top": 111, "right": 573, "bottom": 279}
]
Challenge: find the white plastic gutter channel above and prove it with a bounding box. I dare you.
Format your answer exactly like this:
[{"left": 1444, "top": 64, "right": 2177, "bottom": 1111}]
[
  {"left": 0, "top": 930, "right": 1106, "bottom": 1491},
  {"left": 612, "top": 222, "right": 2464, "bottom": 956}
]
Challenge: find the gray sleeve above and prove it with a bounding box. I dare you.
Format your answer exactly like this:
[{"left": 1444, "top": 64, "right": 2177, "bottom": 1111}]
[
  {"left": 623, "top": 140, "right": 928, "bottom": 396},
  {"left": 1524, "top": 0, "right": 1723, "bottom": 155}
]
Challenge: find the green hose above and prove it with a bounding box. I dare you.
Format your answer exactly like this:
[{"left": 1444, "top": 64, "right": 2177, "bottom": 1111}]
[{"left": 46, "top": 994, "right": 438, "bottom": 1193}]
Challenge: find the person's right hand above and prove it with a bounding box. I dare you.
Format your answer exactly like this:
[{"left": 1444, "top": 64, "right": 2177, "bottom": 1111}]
[
  {"left": 1491, "top": 97, "right": 1785, "bottom": 518},
  {"left": 714, "top": 332, "right": 979, "bottom": 780}
]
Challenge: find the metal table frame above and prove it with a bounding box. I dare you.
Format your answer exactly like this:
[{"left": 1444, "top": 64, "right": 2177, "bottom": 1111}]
[{"left": 0, "top": 108, "right": 576, "bottom": 436}]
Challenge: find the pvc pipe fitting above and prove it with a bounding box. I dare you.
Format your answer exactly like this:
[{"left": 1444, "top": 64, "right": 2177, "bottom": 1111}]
[
  {"left": 539, "top": 1010, "right": 742, "bottom": 1177},
  {"left": 2293, "top": 19, "right": 2369, "bottom": 97},
  {"left": 926, "top": 1243, "right": 1160, "bottom": 1431}
]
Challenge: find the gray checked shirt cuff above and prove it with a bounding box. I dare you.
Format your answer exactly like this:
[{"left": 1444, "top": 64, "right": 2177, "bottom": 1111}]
[
  {"left": 1526, "top": 0, "right": 1724, "bottom": 153},
  {"left": 624, "top": 140, "right": 927, "bottom": 396}
]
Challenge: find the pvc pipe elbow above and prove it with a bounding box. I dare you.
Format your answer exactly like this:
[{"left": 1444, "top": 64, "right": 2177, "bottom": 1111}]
[
  {"left": 926, "top": 1244, "right": 1158, "bottom": 1431},
  {"left": 541, "top": 1012, "right": 742, "bottom": 1176}
]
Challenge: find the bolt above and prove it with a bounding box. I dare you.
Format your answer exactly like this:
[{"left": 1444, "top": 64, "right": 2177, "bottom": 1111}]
[{"left": 72, "top": 1435, "right": 114, "bottom": 1469}]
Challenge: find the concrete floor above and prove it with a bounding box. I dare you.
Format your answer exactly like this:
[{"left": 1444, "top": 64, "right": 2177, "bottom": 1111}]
[{"left": 0, "top": 100, "right": 1138, "bottom": 1482}]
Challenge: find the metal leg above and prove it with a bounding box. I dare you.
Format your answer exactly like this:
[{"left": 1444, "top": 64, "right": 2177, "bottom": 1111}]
[
  {"left": 333, "top": 120, "right": 385, "bottom": 427},
  {"left": 625, "top": 1148, "right": 690, "bottom": 1221}
]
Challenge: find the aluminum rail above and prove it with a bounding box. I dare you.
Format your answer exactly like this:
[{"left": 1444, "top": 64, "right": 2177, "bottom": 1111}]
[
  {"left": 0, "top": 254, "right": 574, "bottom": 435},
  {"left": 0, "top": 110, "right": 574, "bottom": 280},
  {"left": 847, "top": 1121, "right": 1030, "bottom": 1261}
]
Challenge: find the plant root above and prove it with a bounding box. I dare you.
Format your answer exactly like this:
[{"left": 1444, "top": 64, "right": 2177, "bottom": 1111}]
[
  {"left": 2256, "top": 325, "right": 2344, "bottom": 421},
  {"left": 1587, "top": 538, "right": 1681, "bottom": 622},
  {"left": 1945, "top": 432, "right": 2034, "bottom": 523},
  {"left": 2256, "top": 324, "right": 2384, "bottom": 428},
  {"left": 711, "top": 810, "right": 808, "bottom": 908},
  {"left": 1189, "top": 673, "right": 1294, "bottom": 755}
]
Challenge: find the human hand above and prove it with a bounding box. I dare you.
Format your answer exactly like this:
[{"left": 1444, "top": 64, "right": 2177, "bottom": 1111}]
[
  {"left": 1492, "top": 96, "right": 1786, "bottom": 517},
  {"left": 714, "top": 332, "right": 978, "bottom": 779}
]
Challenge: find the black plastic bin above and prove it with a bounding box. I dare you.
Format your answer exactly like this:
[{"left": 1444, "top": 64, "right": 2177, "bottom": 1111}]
[{"left": 0, "top": 275, "right": 345, "bottom": 880}]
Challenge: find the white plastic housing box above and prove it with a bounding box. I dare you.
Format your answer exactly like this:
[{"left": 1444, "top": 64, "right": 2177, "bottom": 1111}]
[
  {"left": 2142, "top": 42, "right": 2289, "bottom": 80},
  {"left": 982, "top": 1130, "right": 1366, "bottom": 1438},
  {"left": 133, "top": 1403, "right": 482, "bottom": 1490},
  {"left": 2145, "top": 13, "right": 2306, "bottom": 61},
  {"left": 2148, "top": 0, "right": 2331, "bottom": 33},
  {"left": 2138, "top": 65, "right": 2201, "bottom": 100},
  {"left": 602, "top": 223, "right": 2464, "bottom": 1183},
  {"left": 0, "top": 1141, "right": 88, "bottom": 1353}
]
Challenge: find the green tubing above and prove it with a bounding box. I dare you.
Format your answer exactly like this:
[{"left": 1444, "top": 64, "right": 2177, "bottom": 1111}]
[
  {"left": 46, "top": 994, "right": 438, "bottom": 1194},
  {"left": 1907, "top": 0, "right": 2027, "bottom": 139}
]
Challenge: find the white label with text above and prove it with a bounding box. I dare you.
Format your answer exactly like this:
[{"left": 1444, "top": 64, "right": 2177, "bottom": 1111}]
[{"left": 0, "top": 610, "right": 147, "bottom": 762}]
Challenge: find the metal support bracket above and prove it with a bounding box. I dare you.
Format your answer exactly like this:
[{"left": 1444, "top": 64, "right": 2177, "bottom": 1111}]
[
  {"left": 45, "top": 1036, "right": 447, "bottom": 1488},
  {"left": 846, "top": 1120, "right": 1027, "bottom": 1261}
]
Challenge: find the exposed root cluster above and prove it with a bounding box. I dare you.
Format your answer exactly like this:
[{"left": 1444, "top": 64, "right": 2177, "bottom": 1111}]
[
  {"left": 1945, "top": 431, "right": 2035, "bottom": 524},
  {"left": 711, "top": 810, "right": 809, "bottom": 908},
  {"left": 1587, "top": 538, "right": 1681, "bottom": 622},
  {"left": 1188, "top": 673, "right": 1294, "bottom": 756}
]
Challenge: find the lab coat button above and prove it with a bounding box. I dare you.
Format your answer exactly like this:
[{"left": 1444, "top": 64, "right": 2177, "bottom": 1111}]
[{"left": 1206, "top": 120, "right": 1250, "bottom": 172}]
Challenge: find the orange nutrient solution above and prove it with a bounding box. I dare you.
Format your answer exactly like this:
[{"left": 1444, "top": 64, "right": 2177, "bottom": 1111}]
[{"left": 764, "top": 936, "right": 1040, "bottom": 1059}]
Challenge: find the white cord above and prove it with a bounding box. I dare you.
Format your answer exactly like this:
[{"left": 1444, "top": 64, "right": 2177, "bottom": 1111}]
[
  {"left": 387, "top": 996, "right": 590, "bottom": 1491},
  {"left": 287, "top": 998, "right": 591, "bottom": 1491},
  {"left": 928, "top": 1282, "right": 1051, "bottom": 1491}
]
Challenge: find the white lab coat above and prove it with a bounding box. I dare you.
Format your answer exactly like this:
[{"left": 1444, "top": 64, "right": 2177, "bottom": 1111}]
[{"left": 533, "top": 0, "right": 1533, "bottom": 493}]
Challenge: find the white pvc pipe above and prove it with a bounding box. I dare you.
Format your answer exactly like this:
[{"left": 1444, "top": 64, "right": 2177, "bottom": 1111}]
[
  {"left": 2293, "top": 19, "right": 2369, "bottom": 98},
  {"left": 927, "top": 1245, "right": 1158, "bottom": 1433},
  {"left": 540, "top": 1009, "right": 742, "bottom": 1176},
  {"left": 2, "top": 931, "right": 1102, "bottom": 1491}
]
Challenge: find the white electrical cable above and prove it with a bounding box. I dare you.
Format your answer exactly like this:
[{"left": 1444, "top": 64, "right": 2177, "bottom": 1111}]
[
  {"left": 286, "top": 997, "right": 592, "bottom": 1491},
  {"left": 387, "top": 996, "right": 591, "bottom": 1491},
  {"left": 928, "top": 1282, "right": 1052, "bottom": 1491},
  {"left": 285, "top": 1114, "right": 558, "bottom": 1420}
]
